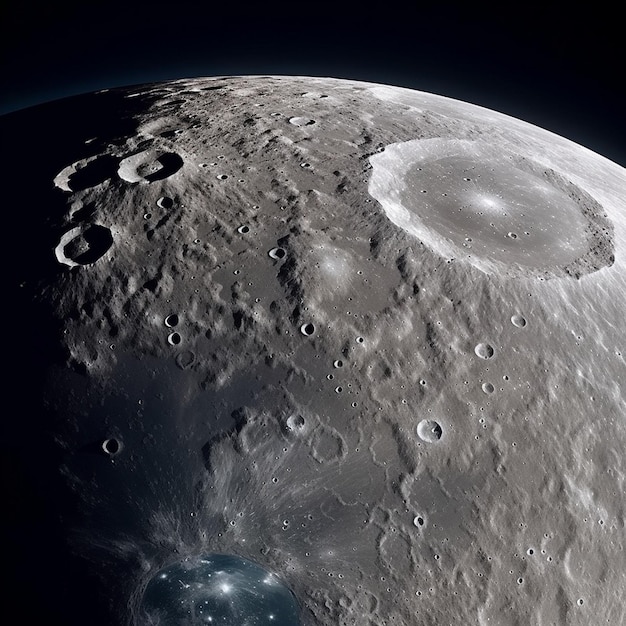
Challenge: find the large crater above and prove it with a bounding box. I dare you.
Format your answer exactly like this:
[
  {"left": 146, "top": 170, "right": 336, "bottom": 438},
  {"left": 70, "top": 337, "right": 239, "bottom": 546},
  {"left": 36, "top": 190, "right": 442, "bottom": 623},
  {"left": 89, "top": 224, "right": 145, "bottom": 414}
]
[{"left": 369, "top": 138, "right": 614, "bottom": 279}]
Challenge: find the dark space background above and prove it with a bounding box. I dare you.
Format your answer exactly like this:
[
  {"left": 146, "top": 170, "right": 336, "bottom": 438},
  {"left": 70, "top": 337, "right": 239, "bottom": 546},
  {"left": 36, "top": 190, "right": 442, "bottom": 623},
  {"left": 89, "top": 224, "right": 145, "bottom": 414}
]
[
  {"left": 1, "top": 0, "right": 623, "bottom": 165},
  {"left": 0, "top": 2, "right": 622, "bottom": 625}
]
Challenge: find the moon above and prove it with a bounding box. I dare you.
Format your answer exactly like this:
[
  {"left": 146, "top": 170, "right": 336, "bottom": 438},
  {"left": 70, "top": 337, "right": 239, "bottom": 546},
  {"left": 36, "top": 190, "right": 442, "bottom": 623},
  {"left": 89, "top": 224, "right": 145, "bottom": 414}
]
[{"left": 3, "top": 75, "right": 625, "bottom": 625}]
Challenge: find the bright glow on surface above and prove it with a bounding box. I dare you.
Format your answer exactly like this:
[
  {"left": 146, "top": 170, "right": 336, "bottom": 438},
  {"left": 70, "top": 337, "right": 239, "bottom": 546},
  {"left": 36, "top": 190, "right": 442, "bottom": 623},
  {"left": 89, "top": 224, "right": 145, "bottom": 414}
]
[
  {"left": 139, "top": 554, "right": 300, "bottom": 625},
  {"left": 369, "top": 137, "right": 614, "bottom": 279}
]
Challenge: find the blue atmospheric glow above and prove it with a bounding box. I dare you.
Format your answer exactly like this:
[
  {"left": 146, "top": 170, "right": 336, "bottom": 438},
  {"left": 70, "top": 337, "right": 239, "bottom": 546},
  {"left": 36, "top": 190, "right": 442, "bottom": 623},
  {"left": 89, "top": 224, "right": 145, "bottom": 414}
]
[{"left": 139, "top": 554, "right": 300, "bottom": 625}]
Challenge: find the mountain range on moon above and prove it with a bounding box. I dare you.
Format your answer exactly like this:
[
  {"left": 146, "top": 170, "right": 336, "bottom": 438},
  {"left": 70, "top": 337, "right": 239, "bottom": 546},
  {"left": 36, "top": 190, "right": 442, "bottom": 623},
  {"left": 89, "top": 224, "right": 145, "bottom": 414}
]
[{"left": 2, "top": 75, "right": 625, "bottom": 625}]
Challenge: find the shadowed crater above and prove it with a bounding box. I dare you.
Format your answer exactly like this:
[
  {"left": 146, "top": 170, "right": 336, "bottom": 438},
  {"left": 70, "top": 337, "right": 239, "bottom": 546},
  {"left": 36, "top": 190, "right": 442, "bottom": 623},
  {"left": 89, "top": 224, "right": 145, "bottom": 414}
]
[
  {"left": 67, "top": 155, "right": 120, "bottom": 191},
  {"left": 55, "top": 224, "right": 113, "bottom": 266},
  {"left": 118, "top": 150, "right": 184, "bottom": 183}
]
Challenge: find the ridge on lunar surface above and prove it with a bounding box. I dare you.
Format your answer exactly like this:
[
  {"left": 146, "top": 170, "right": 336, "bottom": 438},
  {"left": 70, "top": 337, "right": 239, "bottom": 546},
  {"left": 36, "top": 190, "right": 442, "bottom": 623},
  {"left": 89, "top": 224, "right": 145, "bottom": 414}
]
[{"left": 3, "top": 75, "right": 626, "bottom": 626}]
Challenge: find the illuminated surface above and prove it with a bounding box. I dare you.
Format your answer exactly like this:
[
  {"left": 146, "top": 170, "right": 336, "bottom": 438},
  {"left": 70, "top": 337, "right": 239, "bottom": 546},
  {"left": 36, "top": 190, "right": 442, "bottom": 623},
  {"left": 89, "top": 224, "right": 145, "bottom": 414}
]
[
  {"left": 369, "top": 137, "right": 614, "bottom": 278},
  {"left": 3, "top": 76, "right": 625, "bottom": 625}
]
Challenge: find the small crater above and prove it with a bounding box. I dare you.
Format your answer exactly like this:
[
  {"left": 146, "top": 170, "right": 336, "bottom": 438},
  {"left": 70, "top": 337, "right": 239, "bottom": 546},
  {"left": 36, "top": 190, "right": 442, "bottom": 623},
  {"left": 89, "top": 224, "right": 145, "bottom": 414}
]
[
  {"left": 474, "top": 343, "right": 495, "bottom": 359},
  {"left": 176, "top": 350, "right": 196, "bottom": 370},
  {"left": 511, "top": 314, "right": 527, "bottom": 328},
  {"left": 417, "top": 419, "right": 443, "bottom": 443},
  {"left": 481, "top": 382, "right": 495, "bottom": 394},
  {"left": 157, "top": 196, "right": 174, "bottom": 209},
  {"left": 102, "top": 438, "right": 122, "bottom": 456},
  {"left": 310, "top": 425, "right": 346, "bottom": 463},
  {"left": 167, "top": 332, "right": 182, "bottom": 346},
  {"left": 286, "top": 414, "right": 306, "bottom": 433},
  {"left": 237, "top": 225, "right": 250, "bottom": 234},
  {"left": 413, "top": 515, "right": 426, "bottom": 528},
  {"left": 164, "top": 314, "right": 179, "bottom": 328},
  {"left": 333, "top": 359, "right": 344, "bottom": 368},
  {"left": 269, "top": 247, "right": 286, "bottom": 260},
  {"left": 289, "top": 117, "right": 316, "bottom": 127},
  {"left": 300, "top": 323, "right": 315, "bottom": 336},
  {"left": 143, "top": 277, "right": 159, "bottom": 292},
  {"left": 55, "top": 224, "right": 113, "bottom": 267}
]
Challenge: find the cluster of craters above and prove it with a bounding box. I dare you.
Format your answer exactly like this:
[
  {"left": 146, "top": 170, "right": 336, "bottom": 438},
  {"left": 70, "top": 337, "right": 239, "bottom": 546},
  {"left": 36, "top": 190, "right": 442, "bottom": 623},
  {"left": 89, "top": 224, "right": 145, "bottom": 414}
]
[
  {"left": 35, "top": 76, "right": 625, "bottom": 626},
  {"left": 53, "top": 142, "right": 185, "bottom": 267}
]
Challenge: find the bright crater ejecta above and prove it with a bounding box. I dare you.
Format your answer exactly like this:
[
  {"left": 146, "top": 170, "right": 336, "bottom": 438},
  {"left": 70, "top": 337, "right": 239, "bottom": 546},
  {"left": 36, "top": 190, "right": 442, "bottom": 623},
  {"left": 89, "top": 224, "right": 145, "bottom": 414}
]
[{"left": 3, "top": 76, "right": 625, "bottom": 626}]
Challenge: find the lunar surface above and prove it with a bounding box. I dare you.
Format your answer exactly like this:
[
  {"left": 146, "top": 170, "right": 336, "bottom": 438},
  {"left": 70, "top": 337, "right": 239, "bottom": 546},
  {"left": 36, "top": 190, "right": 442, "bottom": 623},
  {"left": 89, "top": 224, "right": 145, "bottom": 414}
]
[{"left": 3, "top": 76, "right": 625, "bottom": 625}]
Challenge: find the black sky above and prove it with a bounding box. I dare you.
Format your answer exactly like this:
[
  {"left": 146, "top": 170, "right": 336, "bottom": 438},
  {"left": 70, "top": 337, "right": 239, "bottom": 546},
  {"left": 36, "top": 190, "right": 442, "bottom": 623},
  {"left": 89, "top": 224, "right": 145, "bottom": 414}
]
[{"left": 1, "top": 1, "right": 623, "bottom": 165}]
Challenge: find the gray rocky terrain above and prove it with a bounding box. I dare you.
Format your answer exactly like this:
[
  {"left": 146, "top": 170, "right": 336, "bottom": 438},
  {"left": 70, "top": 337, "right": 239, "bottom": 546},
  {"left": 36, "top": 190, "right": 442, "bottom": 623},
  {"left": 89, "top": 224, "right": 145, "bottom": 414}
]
[{"left": 3, "top": 76, "right": 625, "bottom": 625}]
